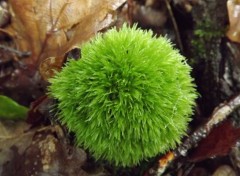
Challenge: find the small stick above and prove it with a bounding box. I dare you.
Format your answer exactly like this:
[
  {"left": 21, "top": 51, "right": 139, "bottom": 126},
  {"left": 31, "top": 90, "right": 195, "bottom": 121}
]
[
  {"left": 147, "top": 93, "right": 240, "bottom": 176},
  {"left": 164, "top": 0, "right": 183, "bottom": 52},
  {"left": 0, "top": 44, "right": 31, "bottom": 57}
]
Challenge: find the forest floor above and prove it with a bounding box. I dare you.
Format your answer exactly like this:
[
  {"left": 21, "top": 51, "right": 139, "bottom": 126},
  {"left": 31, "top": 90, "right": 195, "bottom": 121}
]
[{"left": 0, "top": 0, "right": 240, "bottom": 176}]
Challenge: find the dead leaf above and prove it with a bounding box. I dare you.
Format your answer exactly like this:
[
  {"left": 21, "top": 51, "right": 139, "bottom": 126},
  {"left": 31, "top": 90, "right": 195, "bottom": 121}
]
[
  {"left": 0, "top": 120, "right": 31, "bottom": 141},
  {"left": 188, "top": 120, "right": 240, "bottom": 162},
  {"left": 39, "top": 56, "right": 66, "bottom": 80},
  {"left": 4, "top": 0, "right": 126, "bottom": 79},
  {"left": 0, "top": 123, "right": 91, "bottom": 176},
  {"left": 0, "top": 120, "right": 33, "bottom": 170}
]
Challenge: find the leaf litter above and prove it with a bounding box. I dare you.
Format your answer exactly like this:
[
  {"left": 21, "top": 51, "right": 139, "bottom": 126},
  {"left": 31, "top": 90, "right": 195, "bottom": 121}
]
[{"left": 1, "top": 0, "right": 240, "bottom": 176}]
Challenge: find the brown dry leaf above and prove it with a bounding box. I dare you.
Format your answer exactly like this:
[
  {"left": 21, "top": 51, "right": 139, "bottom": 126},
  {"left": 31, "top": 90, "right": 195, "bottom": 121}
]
[
  {"left": 39, "top": 56, "right": 66, "bottom": 80},
  {"left": 0, "top": 120, "right": 31, "bottom": 142},
  {"left": 0, "top": 120, "right": 34, "bottom": 173},
  {"left": 188, "top": 120, "right": 240, "bottom": 162},
  {"left": 0, "top": 123, "right": 93, "bottom": 176},
  {"left": 4, "top": 0, "right": 126, "bottom": 79}
]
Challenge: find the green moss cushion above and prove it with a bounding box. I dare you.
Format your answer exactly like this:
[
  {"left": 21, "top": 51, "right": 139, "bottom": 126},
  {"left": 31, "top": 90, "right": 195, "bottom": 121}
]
[{"left": 49, "top": 24, "right": 197, "bottom": 167}]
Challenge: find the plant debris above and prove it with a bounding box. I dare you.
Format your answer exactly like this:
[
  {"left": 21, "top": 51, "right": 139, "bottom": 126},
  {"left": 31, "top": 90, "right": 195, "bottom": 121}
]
[{"left": 1, "top": 0, "right": 240, "bottom": 175}]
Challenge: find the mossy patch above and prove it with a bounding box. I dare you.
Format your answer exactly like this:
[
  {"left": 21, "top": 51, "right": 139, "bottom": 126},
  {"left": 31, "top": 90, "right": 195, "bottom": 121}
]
[{"left": 49, "top": 24, "right": 197, "bottom": 167}]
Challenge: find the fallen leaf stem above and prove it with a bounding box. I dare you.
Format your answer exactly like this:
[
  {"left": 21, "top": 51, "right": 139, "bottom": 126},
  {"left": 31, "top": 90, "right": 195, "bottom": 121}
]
[{"left": 164, "top": 0, "right": 183, "bottom": 52}]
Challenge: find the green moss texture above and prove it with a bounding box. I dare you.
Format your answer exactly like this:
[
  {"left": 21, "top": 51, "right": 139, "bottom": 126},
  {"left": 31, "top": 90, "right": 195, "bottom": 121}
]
[{"left": 49, "top": 25, "right": 197, "bottom": 167}]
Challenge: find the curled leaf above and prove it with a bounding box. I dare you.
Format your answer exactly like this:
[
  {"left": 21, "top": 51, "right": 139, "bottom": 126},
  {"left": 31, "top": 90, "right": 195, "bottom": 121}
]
[{"left": 4, "top": 0, "right": 126, "bottom": 80}]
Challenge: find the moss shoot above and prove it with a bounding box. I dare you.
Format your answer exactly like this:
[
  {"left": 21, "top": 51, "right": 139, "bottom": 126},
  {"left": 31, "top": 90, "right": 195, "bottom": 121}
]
[{"left": 49, "top": 24, "right": 197, "bottom": 167}]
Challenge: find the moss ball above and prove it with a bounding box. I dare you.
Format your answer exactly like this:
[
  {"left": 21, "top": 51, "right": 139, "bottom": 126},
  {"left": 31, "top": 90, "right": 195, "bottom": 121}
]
[{"left": 49, "top": 24, "right": 197, "bottom": 167}]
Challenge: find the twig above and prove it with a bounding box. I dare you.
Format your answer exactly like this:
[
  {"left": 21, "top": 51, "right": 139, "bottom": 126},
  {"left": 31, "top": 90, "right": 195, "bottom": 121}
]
[
  {"left": 0, "top": 44, "right": 31, "bottom": 57},
  {"left": 147, "top": 93, "right": 240, "bottom": 176},
  {"left": 127, "top": 0, "right": 133, "bottom": 26},
  {"left": 164, "top": 0, "right": 183, "bottom": 52}
]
